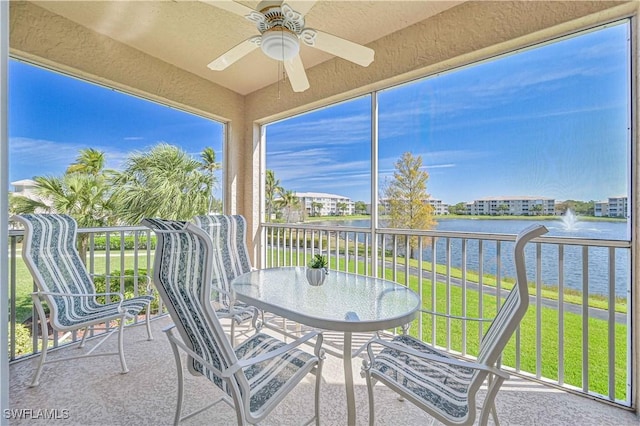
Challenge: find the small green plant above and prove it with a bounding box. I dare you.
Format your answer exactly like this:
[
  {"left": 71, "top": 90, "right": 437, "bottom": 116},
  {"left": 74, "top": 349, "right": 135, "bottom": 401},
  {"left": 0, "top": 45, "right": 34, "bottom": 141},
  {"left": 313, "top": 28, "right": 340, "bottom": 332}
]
[{"left": 308, "top": 254, "right": 328, "bottom": 269}]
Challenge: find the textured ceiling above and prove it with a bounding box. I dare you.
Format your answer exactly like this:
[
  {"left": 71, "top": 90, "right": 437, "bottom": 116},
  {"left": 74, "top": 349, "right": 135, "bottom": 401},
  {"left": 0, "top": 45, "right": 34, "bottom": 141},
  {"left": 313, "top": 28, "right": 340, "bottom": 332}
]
[{"left": 32, "top": 1, "right": 464, "bottom": 95}]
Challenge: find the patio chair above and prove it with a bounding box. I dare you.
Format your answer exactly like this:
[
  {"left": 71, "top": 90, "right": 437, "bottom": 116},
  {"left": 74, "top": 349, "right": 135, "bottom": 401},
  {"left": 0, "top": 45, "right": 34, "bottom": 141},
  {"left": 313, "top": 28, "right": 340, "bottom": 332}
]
[
  {"left": 192, "top": 214, "right": 259, "bottom": 342},
  {"left": 143, "top": 218, "right": 325, "bottom": 425},
  {"left": 12, "top": 214, "right": 154, "bottom": 387},
  {"left": 361, "top": 224, "right": 548, "bottom": 426}
]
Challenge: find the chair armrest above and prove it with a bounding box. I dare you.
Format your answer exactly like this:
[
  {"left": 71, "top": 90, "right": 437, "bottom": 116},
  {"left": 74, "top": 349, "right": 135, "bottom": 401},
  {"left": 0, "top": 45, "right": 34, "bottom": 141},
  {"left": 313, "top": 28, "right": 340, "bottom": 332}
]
[
  {"left": 367, "top": 338, "right": 509, "bottom": 380},
  {"left": 224, "top": 331, "right": 322, "bottom": 377},
  {"left": 32, "top": 291, "right": 126, "bottom": 312},
  {"left": 164, "top": 327, "right": 226, "bottom": 378},
  {"left": 211, "top": 284, "right": 232, "bottom": 298},
  {"left": 33, "top": 290, "right": 125, "bottom": 300},
  {"left": 420, "top": 309, "right": 494, "bottom": 323}
]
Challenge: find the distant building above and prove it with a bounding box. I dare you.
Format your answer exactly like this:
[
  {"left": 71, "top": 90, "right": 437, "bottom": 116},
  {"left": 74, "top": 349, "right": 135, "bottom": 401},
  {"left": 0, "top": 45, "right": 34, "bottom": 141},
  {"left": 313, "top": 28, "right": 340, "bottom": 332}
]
[
  {"left": 378, "top": 198, "right": 449, "bottom": 215},
  {"left": 9, "top": 179, "right": 50, "bottom": 219},
  {"left": 466, "top": 196, "right": 555, "bottom": 216},
  {"left": 11, "top": 179, "right": 39, "bottom": 199},
  {"left": 595, "top": 196, "right": 628, "bottom": 218},
  {"left": 295, "top": 192, "right": 355, "bottom": 216}
]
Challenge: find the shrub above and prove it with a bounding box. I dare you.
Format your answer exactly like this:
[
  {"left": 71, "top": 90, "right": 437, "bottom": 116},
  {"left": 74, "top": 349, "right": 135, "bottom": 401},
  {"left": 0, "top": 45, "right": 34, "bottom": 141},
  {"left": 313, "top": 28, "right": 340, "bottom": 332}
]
[
  {"left": 10, "top": 323, "right": 33, "bottom": 357},
  {"left": 91, "top": 234, "right": 156, "bottom": 251},
  {"left": 93, "top": 269, "right": 160, "bottom": 314}
]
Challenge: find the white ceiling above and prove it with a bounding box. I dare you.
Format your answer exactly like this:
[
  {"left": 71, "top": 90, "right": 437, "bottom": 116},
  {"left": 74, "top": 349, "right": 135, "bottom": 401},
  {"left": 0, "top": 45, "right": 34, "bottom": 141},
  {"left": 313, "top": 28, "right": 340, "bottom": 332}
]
[{"left": 33, "top": 1, "right": 464, "bottom": 95}]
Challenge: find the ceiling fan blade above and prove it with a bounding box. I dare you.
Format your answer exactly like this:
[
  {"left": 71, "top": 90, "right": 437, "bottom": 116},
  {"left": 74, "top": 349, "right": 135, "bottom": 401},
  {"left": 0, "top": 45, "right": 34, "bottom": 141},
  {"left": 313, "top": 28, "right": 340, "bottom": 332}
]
[
  {"left": 283, "top": 1, "right": 316, "bottom": 17},
  {"left": 283, "top": 55, "right": 310, "bottom": 92},
  {"left": 198, "top": 0, "right": 255, "bottom": 17},
  {"left": 309, "top": 30, "right": 374, "bottom": 67},
  {"left": 207, "top": 37, "right": 260, "bottom": 71}
]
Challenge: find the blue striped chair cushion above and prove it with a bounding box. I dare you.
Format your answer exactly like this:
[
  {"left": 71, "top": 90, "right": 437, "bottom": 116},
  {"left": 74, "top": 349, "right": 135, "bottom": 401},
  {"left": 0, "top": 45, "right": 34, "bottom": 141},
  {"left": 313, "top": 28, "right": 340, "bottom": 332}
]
[
  {"left": 193, "top": 215, "right": 258, "bottom": 324},
  {"left": 216, "top": 306, "right": 256, "bottom": 325},
  {"left": 234, "top": 333, "right": 315, "bottom": 413},
  {"left": 193, "top": 215, "right": 252, "bottom": 297},
  {"left": 371, "top": 334, "right": 475, "bottom": 421}
]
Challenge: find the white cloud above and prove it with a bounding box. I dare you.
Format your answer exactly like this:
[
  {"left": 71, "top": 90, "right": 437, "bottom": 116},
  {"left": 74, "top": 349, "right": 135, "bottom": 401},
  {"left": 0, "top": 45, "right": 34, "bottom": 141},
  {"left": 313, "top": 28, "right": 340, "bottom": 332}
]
[{"left": 9, "top": 136, "right": 132, "bottom": 179}]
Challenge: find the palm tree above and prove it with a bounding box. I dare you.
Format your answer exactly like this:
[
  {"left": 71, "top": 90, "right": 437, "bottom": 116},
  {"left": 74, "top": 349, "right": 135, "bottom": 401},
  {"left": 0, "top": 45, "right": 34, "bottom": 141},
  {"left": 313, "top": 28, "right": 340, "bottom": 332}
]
[
  {"left": 200, "top": 147, "right": 221, "bottom": 213},
  {"left": 10, "top": 173, "right": 115, "bottom": 260},
  {"left": 265, "top": 170, "right": 283, "bottom": 221},
  {"left": 311, "top": 201, "right": 323, "bottom": 217},
  {"left": 276, "top": 190, "right": 300, "bottom": 223},
  {"left": 66, "top": 148, "right": 106, "bottom": 176},
  {"left": 336, "top": 201, "right": 348, "bottom": 216},
  {"left": 110, "top": 143, "right": 211, "bottom": 224}
]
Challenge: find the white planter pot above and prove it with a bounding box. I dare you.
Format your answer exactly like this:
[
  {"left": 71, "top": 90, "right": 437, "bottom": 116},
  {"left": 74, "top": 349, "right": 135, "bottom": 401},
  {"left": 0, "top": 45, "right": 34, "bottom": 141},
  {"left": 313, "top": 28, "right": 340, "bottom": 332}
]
[{"left": 306, "top": 267, "right": 328, "bottom": 286}]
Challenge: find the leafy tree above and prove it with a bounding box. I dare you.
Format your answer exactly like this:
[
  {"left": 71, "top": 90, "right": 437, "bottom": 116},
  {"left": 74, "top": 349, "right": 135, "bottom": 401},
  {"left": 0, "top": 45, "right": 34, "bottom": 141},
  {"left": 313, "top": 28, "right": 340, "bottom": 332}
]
[
  {"left": 354, "top": 201, "right": 368, "bottom": 215},
  {"left": 558, "top": 199, "right": 594, "bottom": 216},
  {"left": 531, "top": 204, "right": 544, "bottom": 216},
  {"left": 448, "top": 202, "right": 467, "bottom": 215},
  {"left": 497, "top": 204, "right": 510, "bottom": 215},
  {"left": 265, "top": 170, "right": 283, "bottom": 221},
  {"left": 384, "top": 152, "right": 436, "bottom": 258},
  {"left": 110, "top": 143, "right": 211, "bottom": 224},
  {"left": 199, "top": 147, "right": 221, "bottom": 213}
]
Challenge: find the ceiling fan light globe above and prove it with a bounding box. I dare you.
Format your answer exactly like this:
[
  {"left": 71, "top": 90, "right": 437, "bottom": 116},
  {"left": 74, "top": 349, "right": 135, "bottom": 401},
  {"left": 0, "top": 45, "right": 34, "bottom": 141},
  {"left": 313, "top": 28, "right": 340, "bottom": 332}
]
[{"left": 261, "top": 29, "right": 300, "bottom": 61}]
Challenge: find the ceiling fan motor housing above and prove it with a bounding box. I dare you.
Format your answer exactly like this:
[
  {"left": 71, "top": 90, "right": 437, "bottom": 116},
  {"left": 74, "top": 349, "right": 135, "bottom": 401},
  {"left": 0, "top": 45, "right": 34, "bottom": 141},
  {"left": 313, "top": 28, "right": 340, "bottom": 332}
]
[{"left": 260, "top": 28, "right": 300, "bottom": 60}]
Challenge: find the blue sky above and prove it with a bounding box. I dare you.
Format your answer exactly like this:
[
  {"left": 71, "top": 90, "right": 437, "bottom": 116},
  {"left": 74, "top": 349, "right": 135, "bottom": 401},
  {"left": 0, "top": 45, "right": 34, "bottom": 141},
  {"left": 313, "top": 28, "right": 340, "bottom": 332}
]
[
  {"left": 9, "top": 61, "right": 224, "bottom": 196},
  {"left": 9, "top": 21, "right": 629, "bottom": 206},
  {"left": 266, "top": 22, "right": 630, "bottom": 205}
]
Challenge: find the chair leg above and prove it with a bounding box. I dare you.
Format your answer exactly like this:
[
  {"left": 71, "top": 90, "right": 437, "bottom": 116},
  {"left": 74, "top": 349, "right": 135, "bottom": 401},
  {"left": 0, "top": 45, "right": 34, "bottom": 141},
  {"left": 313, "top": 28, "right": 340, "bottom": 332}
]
[
  {"left": 230, "top": 319, "right": 236, "bottom": 346},
  {"left": 167, "top": 330, "right": 184, "bottom": 426},
  {"left": 117, "top": 317, "right": 129, "bottom": 374},
  {"left": 478, "top": 375, "right": 505, "bottom": 426},
  {"left": 362, "top": 361, "right": 376, "bottom": 426},
  {"left": 145, "top": 303, "right": 153, "bottom": 341},
  {"left": 314, "top": 335, "right": 325, "bottom": 426},
  {"left": 29, "top": 295, "right": 49, "bottom": 387},
  {"left": 78, "top": 327, "right": 89, "bottom": 348}
]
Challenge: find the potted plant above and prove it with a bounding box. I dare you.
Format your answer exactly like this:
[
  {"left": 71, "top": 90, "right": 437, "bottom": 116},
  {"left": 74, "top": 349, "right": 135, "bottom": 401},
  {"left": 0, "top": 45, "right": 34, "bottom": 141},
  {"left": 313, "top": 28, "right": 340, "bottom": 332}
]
[{"left": 306, "top": 254, "right": 329, "bottom": 286}]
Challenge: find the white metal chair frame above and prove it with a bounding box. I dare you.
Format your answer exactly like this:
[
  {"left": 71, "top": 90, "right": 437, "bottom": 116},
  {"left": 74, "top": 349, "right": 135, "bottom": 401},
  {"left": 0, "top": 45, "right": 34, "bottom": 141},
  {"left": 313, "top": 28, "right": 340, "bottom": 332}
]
[
  {"left": 192, "top": 214, "right": 260, "bottom": 343},
  {"left": 362, "top": 224, "right": 548, "bottom": 426},
  {"left": 144, "top": 218, "right": 325, "bottom": 425},
  {"left": 12, "top": 214, "right": 154, "bottom": 387}
]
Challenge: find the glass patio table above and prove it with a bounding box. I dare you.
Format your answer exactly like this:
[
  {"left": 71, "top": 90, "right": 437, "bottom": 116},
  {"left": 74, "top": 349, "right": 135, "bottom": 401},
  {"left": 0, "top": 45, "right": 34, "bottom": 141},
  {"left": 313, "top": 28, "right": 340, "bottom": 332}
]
[{"left": 231, "top": 266, "right": 420, "bottom": 425}]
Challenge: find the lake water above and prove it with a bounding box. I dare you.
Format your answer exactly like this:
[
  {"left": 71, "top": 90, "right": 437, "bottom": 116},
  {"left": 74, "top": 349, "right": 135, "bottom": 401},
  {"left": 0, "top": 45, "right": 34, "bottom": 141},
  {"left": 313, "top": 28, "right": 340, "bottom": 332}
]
[{"left": 311, "top": 218, "right": 630, "bottom": 298}]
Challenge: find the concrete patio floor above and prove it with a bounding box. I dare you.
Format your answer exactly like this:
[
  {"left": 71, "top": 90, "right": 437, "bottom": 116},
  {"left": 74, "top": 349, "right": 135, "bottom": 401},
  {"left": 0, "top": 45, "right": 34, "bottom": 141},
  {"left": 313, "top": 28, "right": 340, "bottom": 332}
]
[{"left": 8, "top": 316, "right": 639, "bottom": 425}]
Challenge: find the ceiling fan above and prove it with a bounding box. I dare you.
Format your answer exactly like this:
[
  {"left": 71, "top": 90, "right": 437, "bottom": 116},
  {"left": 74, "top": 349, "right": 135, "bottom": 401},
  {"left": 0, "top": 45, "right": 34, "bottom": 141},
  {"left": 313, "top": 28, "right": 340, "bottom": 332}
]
[{"left": 201, "top": 0, "right": 375, "bottom": 92}]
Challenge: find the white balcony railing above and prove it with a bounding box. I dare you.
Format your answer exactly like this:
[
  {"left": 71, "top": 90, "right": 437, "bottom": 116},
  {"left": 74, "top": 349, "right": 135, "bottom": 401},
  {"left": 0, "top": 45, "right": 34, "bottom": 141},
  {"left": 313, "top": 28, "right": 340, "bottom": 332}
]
[
  {"left": 7, "top": 223, "right": 632, "bottom": 408},
  {"left": 263, "top": 222, "right": 632, "bottom": 407}
]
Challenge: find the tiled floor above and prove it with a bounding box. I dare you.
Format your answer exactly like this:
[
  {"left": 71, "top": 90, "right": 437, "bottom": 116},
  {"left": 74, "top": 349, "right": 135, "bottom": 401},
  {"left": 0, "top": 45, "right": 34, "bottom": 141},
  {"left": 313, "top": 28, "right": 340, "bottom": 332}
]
[{"left": 8, "top": 316, "right": 639, "bottom": 425}]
